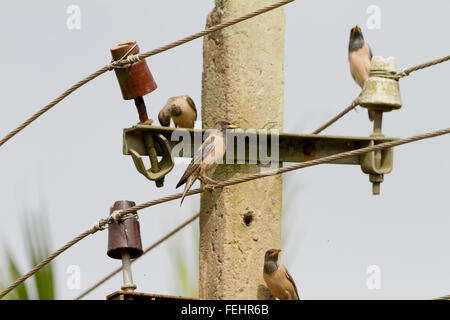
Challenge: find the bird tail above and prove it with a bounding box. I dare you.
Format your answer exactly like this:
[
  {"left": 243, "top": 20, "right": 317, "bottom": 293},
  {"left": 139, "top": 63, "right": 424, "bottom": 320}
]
[{"left": 180, "top": 175, "right": 196, "bottom": 206}]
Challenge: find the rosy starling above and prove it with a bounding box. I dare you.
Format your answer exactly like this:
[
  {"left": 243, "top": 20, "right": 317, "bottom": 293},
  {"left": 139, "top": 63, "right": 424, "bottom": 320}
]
[
  {"left": 175, "top": 120, "right": 239, "bottom": 205},
  {"left": 348, "top": 25, "right": 374, "bottom": 121},
  {"left": 263, "top": 249, "right": 299, "bottom": 300},
  {"left": 158, "top": 95, "right": 197, "bottom": 129}
]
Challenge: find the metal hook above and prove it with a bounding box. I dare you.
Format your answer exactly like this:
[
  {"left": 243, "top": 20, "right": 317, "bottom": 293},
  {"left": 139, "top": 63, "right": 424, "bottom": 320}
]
[
  {"left": 360, "top": 138, "right": 394, "bottom": 195},
  {"left": 129, "top": 133, "right": 174, "bottom": 187}
]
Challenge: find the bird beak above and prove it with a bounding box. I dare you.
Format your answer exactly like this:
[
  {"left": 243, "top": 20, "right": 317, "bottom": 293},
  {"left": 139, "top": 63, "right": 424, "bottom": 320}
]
[
  {"left": 227, "top": 124, "right": 240, "bottom": 129},
  {"left": 352, "top": 26, "right": 361, "bottom": 33},
  {"left": 271, "top": 249, "right": 281, "bottom": 255}
]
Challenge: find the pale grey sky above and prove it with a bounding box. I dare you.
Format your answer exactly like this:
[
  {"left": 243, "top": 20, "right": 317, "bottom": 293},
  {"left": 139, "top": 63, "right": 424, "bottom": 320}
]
[{"left": 0, "top": 1, "right": 449, "bottom": 300}]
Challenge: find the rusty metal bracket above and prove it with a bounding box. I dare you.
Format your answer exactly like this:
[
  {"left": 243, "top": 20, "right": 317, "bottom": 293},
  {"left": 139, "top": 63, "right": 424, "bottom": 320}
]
[
  {"left": 123, "top": 125, "right": 398, "bottom": 193},
  {"left": 360, "top": 138, "right": 394, "bottom": 195},
  {"left": 128, "top": 133, "right": 174, "bottom": 187}
]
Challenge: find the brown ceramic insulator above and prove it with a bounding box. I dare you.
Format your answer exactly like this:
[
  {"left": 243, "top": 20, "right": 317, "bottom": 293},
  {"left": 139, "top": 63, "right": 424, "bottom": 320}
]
[
  {"left": 107, "top": 200, "right": 143, "bottom": 260},
  {"left": 110, "top": 40, "right": 157, "bottom": 100}
]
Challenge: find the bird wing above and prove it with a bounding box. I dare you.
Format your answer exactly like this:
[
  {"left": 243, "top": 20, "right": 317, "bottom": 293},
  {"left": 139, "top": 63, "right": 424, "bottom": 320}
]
[
  {"left": 185, "top": 96, "right": 197, "bottom": 120},
  {"left": 283, "top": 266, "right": 300, "bottom": 300},
  {"left": 365, "top": 43, "right": 375, "bottom": 122},
  {"left": 367, "top": 43, "right": 373, "bottom": 59},
  {"left": 176, "top": 133, "right": 217, "bottom": 188}
]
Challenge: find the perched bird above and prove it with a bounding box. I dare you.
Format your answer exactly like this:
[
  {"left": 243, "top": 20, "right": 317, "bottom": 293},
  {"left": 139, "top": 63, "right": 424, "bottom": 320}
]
[
  {"left": 158, "top": 95, "right": 197, "bottom": 129},
  {"left": 176, "top": 120, "right": 239, "bottom": 205},
  {"left": 348, "top": 25, "right": 374, "bottom": 121},
  {"left": 263, "top": 249, "right": 299, "bottom": 300}
]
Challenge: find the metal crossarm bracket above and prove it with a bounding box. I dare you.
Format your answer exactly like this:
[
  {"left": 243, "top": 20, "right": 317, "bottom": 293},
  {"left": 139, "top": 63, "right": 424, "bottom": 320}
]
[
  {"left": 123, "top": 125, "right": 398, "bottom": 164},
  {"left": 123, "top": 125, "right": 398, "bottom": 193}
]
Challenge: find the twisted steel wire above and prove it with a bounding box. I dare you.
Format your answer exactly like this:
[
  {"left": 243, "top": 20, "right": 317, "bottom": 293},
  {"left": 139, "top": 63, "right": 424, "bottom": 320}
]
[
  {"left": 2, "top": 125, "right": 450, "bottom": 299},
  {"left": 310, "top": 54, "right": 450, "bottom": 134},
  {"left": 0, "top": 0, "right": 295, "bottom": 149},
  {"left": 74, "top": 213, "right": 200, "bottom": 300}
]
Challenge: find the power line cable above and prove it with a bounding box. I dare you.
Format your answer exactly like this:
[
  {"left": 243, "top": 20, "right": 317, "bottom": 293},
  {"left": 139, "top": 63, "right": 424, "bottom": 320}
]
[
  {"left": 74, "top": 213, "right": 200, "bottom": 300},
  {"left": 312, "top": 98, "right": 359, "bottom": 134},
  {"left": 1, "top": 125, "right": 450, "bottom": 299},
  {"left": 0, "top": 0, "right": 296, "bottom": 149},
  {"left": 311, "top": 54, "right": 450, "bottom": 134},
  {"left": 0, "top": 0, "right": 449, "bottom": 300}
]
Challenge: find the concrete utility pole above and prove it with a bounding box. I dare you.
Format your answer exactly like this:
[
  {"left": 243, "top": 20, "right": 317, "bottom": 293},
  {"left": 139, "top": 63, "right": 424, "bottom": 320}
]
[{"left": 200, "top": 0, "right": 285, "bottom": 299}]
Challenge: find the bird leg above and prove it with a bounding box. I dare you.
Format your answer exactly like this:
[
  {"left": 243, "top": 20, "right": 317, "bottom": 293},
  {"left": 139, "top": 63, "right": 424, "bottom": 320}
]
[
  {"left": 203, "top": 184, "right": 216, "bottom": 191},
  {"left": 199, "top": 174, "right": 219, "bottom": 191}
]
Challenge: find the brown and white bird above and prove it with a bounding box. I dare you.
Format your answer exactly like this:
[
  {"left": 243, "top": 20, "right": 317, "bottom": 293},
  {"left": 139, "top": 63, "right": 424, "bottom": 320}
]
[
  {"left": 348, "top": 25, "right": 374, "bottom": 121},
  {"left": 176, "top": 120, "right": 239, "bottom": 205},
  {"left": 263, "top": 249, "right": 299, "bottom": 300},
  {"left": 158, "top": 95, "right": 197, "bottom": 129}
]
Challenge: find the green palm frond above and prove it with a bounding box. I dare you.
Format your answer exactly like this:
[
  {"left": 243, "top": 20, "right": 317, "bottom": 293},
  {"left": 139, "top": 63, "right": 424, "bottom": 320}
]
[
  {"left": 168, "top": 213, "right": 199, "bottom": 298},
  {"left": 174, "top": 247, "right": 198, "bottom": 298},
  {"left": 0, "top": 209, "right": 55, "bottom": 300},
  {"left": 0, "top": 248, "right": 29, "bottom": 300},
  {"left": 23, "top": 212, "right": 54, "bottom": 300}
]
